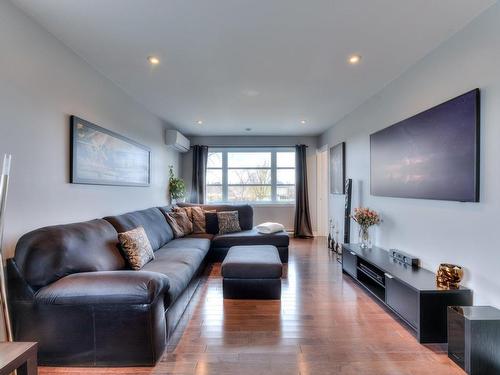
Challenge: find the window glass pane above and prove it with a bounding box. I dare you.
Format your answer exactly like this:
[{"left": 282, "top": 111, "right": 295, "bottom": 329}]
[
  {"left": 228, "top": 152, "right": 271, "bottom": 168},
  {"left": 207, "top": 152, "right": 222, "bottom": 168},
  {"left": 277, "top": 169, "right": 295, "bottom": 185},
  {"left": 228, "top": 185, "right": 271, "bottom": 202},
  {"left": 277, "top": 152, "right": 295, "bottom": 168},
  {"left": 277, "top": 186, "right": 295, "bottom": 201},
  {"left": 206, "top": 185, "right": 223, "bottom": 202},
  {"left": 205, "top": 149, "right": 296, "bottom": 204},
  {"left": 206, "top": 169, "right": 222, "bottom": 185},
  {"left": 228, "top": 169, "right": 271, "bottom": 184}
]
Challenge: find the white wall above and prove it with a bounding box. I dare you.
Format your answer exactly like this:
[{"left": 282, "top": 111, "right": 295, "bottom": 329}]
[
  {"left": 181, "top": 136, "right": 318, "bottom": 232},
  {"left": 0, "top": 1, "right": 180, "bottom": 258},
  {"left": 319, "top": 2, "right": 500, "bottom": 307}
]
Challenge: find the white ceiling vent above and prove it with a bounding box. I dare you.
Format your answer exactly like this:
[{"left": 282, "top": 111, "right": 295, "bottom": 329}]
[{"left": 165, "top": 129, "right": 190, "bottom": 153}]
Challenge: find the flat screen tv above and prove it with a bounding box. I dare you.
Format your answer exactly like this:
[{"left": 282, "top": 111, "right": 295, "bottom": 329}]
[{"left": 370, "top": 89, "right": 480, "bottom": 202}]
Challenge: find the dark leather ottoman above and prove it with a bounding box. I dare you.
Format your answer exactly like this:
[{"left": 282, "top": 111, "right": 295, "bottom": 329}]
[{"left": 221, "top": 245, "right": 282, "bottom": 299}]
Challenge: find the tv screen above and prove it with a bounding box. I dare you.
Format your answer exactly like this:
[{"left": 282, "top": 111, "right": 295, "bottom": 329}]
[{"left": 370, "top": 89, "right": 480, "bottom": 202}]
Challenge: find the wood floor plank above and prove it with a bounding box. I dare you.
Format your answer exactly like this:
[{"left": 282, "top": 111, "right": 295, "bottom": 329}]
[{"left": 39, "top": 237, "right": 464, "bottom": 375}]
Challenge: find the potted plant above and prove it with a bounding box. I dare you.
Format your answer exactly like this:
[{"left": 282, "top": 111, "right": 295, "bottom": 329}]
[
  {"left": 168, "top": 165, "right": 186, "bottom": 204},
  {"left": 351, "top": 207, "right": 380, "bottom": 249}
]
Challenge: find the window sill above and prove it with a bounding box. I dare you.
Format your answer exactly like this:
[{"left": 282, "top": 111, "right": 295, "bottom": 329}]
[
  {"left": 250, "top": 203, "right": 295, "bottom": 208},
  {"left": 207, "top": 202, "right": 295, "bottom": 208}
]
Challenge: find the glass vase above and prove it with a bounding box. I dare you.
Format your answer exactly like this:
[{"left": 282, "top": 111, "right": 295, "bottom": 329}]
[{"left": 359, "top": 226, "right": 371, "bottom": 249}]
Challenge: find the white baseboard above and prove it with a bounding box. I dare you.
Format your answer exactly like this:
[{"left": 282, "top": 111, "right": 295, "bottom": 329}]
[{"left": 286, "top": 229, "right": 323, "bottom": 237}]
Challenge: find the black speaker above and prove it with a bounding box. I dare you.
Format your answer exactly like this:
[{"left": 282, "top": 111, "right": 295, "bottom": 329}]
[
  {"left": 389, "top": 249, "right": 419, "bottom": 267},
  {"left": 343, "top": 178, "right": 352, "bottom": 243}
]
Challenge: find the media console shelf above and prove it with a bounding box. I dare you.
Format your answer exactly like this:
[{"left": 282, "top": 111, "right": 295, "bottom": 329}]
[{"left": 342, "top": 244, "right": 473, "bottom": 343}]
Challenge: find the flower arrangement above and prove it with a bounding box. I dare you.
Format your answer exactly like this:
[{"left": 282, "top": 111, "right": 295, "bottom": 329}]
[
  {"left": 351, "top": 207, "right": 380, "bottom": 227},
  {"left": 168, "top": 165, "right": 186, "bottom": 201},
  {"left": 351, "top": 207, "right": 380, "bottom": 248}
]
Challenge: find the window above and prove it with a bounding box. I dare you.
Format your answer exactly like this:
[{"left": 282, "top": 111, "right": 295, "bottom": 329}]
[{"left": 206, "top": 148, "right": 295, "bottom": 204}]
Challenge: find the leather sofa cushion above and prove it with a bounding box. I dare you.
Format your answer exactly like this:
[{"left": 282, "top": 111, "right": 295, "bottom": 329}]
[
  {"left": 104, "top": 207, "right": 173, "bottom": 251},
  {"left": 142, "top": 246, "right": 208, "bottom": 306},
  {"left": 35, "top": 271, "right": 169, "bottom": 305},
  {"left": 164, "top": 238, "right": 211, "bottom": 252},
  {"left": 178, "top": 203, "right": 253, "bottom": 231},
  {"left": 221, "top": 245, "right": 282, "bottom": 279},
  {"left": 14, "top": 219, "right": 125, "bottom": 289},
  {"left": 212, "top": 229, "right": 290, "bottom": 249}
]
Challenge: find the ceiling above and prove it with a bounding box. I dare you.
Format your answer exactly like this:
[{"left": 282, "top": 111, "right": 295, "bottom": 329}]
[{"left": 12, "top": 0, "right": 495, "bottom": 136}]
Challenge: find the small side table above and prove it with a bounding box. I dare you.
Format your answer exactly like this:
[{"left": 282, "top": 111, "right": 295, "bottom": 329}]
[
  {"left": 0, "top": 342, "right": 37, "bottom": 375},
  {"left": 448, "top": 306, "right": 500, "bottom": 374}
]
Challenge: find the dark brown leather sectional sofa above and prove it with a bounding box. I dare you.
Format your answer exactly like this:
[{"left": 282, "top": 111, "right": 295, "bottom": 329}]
[{"left": 7, "top": 204, "right": 289, "bottom": 367}]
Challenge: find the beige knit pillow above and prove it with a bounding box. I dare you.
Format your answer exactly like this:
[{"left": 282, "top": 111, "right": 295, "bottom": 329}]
[{"left": 118, "top": 226, "right": 154, "bottom": 270}]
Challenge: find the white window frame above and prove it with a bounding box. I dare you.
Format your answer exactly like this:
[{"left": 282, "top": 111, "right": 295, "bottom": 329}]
[{"left": 206, "top": 147, "right": 295, "bottom": 205}]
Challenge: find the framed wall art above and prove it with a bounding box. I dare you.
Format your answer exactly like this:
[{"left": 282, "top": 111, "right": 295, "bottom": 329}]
[
  {"left": 329, "top": 142, "right": 345, "bottom": 194},
  {"left": 70, "top": 116, "right": 151, "bottom": 186}
]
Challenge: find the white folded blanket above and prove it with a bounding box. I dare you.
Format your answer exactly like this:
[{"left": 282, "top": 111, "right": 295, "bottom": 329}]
[{"left": 256, "top": 222, "right": 285, "bottom": 234}]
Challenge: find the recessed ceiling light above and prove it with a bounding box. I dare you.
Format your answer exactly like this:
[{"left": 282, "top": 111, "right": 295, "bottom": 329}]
[
  {"left": 300, "top": 120, "right": 307, "bottom": 125},
  {"left": 242, "top": 89, "right": 260, "bottom": 97},
  {"left": 196, "top": 120, "right": 203, "bottom": 125},
  {"left": 147, "top": 56, "right": 160, "bottom": 65},
  {"left": 348, "top": 54, "right": 361, "bottom": 65}
]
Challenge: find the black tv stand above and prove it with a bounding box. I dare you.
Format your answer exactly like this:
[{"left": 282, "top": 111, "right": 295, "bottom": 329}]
[{"left": 342, "top": 244, "right": 473, "bottom": 343}]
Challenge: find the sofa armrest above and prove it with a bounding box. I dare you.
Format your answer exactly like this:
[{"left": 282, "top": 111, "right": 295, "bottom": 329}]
[
  {"left": 35, "top": 271, "right": 170, "bottom": 305},
  {"left": 7, "top": 258, "right": 35, "bottom": 301}
]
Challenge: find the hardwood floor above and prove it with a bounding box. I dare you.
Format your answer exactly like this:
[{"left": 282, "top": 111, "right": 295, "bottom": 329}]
[{"left": 40, "top": 238, "right": 464, "bottom": 375}]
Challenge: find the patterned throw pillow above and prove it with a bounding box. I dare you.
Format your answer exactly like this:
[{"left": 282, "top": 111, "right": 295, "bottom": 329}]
[
  {"left": 217, "top": 211, "right": 241, "bottom": 235},
  {"left": 165, "top": 211, "right": 193, "bottom": 238},
  {"left": 191, "top": 207, "right": 215, "bottom": 233},
  {"left": 118, "top": 226, "right": 155, "bottom": 270},
  {"left": 172, "top": 206, "right": 193, "bottom": 221}
]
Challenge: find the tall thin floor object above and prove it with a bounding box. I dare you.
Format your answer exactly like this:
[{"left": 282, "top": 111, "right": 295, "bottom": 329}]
[{"left": 0, "top": 154, "right": 13, "bottom": 341}]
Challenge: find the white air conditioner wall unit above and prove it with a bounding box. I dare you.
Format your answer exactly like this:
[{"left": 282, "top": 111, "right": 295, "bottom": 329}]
[{"left": 165, "top": 129, "right": 190, "bottom": 153}]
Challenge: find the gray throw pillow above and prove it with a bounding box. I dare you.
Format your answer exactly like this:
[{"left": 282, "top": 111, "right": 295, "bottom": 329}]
[
  {"left": 217, "top": 211, "right": 241, "bottom": 234},
  {"left": 118, "top": 226, "right": 154, "bottom": 270}
]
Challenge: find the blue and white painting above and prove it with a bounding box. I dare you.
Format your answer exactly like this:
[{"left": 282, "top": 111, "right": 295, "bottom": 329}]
[{"left": 71, "top": 116, "right": 151, "bottom": 186}]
